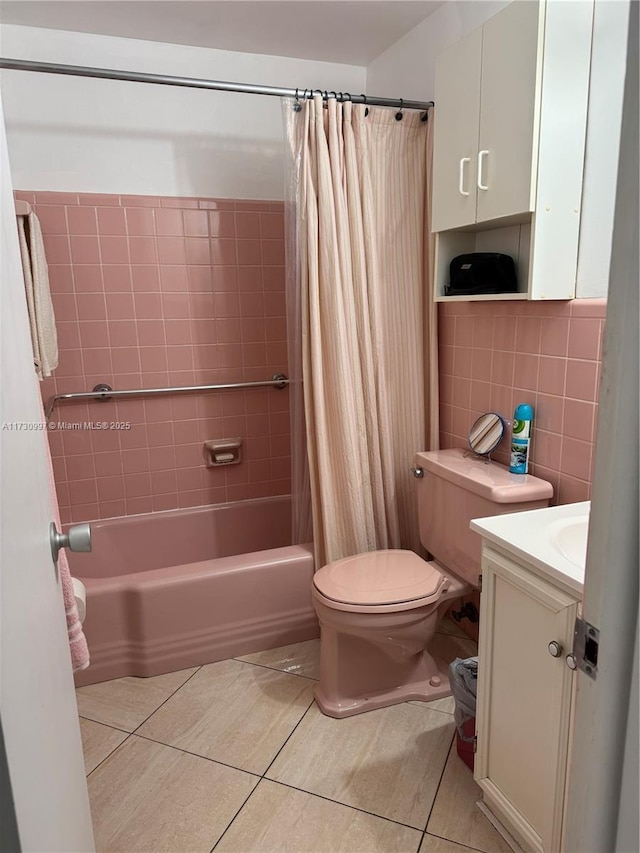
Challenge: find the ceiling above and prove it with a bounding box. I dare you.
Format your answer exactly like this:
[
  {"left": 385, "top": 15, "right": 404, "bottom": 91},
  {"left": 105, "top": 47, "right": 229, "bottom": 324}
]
[{"left": 0, "top": 1, "right": 445, "bottom": 65}]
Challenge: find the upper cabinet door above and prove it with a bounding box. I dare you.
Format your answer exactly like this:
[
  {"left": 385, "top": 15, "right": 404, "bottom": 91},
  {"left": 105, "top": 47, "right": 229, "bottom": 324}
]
[
  {"left": 431, "top": 27, "right": 482, "bottom": 232},
  {"left": 476, "top": 0, "right": 545, "bottom": 224}
]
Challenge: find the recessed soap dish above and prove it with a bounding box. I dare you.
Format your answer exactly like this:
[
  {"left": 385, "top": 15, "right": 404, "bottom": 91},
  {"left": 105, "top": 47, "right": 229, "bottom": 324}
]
[{"left": 204, "top": 438, "right": 242, "bottom": 467}]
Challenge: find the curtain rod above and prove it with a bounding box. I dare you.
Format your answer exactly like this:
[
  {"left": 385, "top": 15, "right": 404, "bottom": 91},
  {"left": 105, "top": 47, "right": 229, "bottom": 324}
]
[{"left": 0, "top": 57, "right": 434, "bottom": 112}]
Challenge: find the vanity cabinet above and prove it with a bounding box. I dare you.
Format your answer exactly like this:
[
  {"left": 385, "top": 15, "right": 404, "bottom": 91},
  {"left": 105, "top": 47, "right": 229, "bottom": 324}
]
[
  {"left": 474, "top": 544, "right": 581, "bottom": 853},
  {"left": 432, "top": 0, "right": 594, "bottom": 301}
]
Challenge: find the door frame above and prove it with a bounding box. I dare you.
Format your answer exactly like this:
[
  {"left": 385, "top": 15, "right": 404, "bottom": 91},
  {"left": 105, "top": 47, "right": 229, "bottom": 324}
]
[{"left": 563, "top": 3, "right": 638, "bottom": 850}]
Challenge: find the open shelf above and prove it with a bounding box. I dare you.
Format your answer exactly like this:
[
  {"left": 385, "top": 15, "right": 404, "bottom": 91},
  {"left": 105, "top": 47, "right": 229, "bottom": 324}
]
[{"left": 434, "top": 219, "right": 532, "bottom": 302}]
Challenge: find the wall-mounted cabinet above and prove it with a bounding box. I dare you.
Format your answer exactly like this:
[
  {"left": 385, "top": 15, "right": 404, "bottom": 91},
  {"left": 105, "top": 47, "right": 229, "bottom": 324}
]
[{"left": 432, "top": 0, "right": 594, "bottom": 301}]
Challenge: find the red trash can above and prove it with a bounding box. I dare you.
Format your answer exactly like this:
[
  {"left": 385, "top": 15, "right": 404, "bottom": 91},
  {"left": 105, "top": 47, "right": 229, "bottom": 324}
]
[{"left": 456, "top": 717, "right": 475, "bottom": 772}]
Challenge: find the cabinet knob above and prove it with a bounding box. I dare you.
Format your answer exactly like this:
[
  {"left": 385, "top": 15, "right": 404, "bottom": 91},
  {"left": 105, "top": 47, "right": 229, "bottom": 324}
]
[
  {"left": 548, "top": 641, "right": 563, "bottom": 658},
  {"left": 566, "top": 654, "right": 577, "bottom": 670}
]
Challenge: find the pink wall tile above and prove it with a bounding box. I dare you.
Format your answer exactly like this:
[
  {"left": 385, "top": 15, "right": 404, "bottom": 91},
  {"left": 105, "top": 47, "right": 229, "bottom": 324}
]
[
  {"left": 48, "top": 265, "right": 75, "bottom": 293},
  {"left": 100, "top": 236, "right": 130, "bottom": 264},
  {"left": 132, "top": 266, "right": 160, "bottom": 291},
  {"left": 439, "top": 300, "right": 606, "bottom": 505},
  {"left": 157, "top": 237, "right": 187, "bottom": 265},
  {"left": 43, "top": 235, "right": 72, "bottom": 265},
  {"left": 261, "top": 240, "right": 285, "bottom": 266},
  {"left": 70, "top": 236, "right": 100, "bottom": 264},
  {"left": 540, "top": 318, "right": 570, "bottom": 357},
  {"left": 568, "top": 318, "right": 601, "bottom": 360},
  {"left": 125, "top": 208, "right": 156, "bottom": 236},
  {"left": 30, "top": 191, "right": 291, "bottom": 522},
  {"left": 102, "top": 266, "right": 132, "bottom": 292},
  {"left": 79, "top": 321, "right": 109, "bottom": 349},
  {"left": 185, "top": 238, "right": 211, "bottom": 265},
  {"left": 155, "top": 209, "right": 184, "bottom": 236},
  {"left": 97, "top": 207, "right": 126, "bottom": 235},
  {"left": 563, "top": 398, "right": 596, "bottom": 443},
  {"left": 209, "top": 211, "right": 236, "bottom": 237},
  {"left": 210, "top": 239, "right": 238, "bottom": 265},
  {"left": 538, "top": 356, "right": 566, "bottom": 396},
  {"left": 129, "top": 237, "right": 158, "bottom": 264},
  {"left": 77, "top": 193, "right": 119, "bottom": 207},
  {"left": 76, "top": 293, "right": 107, "bottom": 321},
  {"left": 35, "top": 205, "right": 68, "bottom": 234},
  {"left": 565, "top": 359, "right": 599, "bottom": 401},
  {"left": 260, "top": 213, "right": 285, "bottom": 240}
]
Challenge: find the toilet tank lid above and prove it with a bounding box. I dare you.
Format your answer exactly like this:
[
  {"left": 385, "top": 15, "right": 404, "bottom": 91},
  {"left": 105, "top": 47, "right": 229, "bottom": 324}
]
[{"left": 415, "top": 449, "right": 553, "bottom": 504}]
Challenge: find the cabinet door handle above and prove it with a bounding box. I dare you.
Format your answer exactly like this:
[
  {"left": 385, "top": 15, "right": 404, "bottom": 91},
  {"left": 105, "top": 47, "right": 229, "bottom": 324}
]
[
  {"left": 478, "top": 150, "right": 489, "bottom": 191},
  {"left": 458, "top": 157, "right": 471, "bottom": 196}
]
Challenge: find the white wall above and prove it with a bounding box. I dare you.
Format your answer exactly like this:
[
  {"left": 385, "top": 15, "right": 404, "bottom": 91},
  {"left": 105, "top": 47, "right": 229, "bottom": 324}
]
[
  {"left": 367, "top": 0, "right": 630, "bottom": 298},
  {"left": 0, "top": 24, "right": 365, "bottom": 199},
  {"left": 366, "top": 0, "right": 510, "bottom": 101}
]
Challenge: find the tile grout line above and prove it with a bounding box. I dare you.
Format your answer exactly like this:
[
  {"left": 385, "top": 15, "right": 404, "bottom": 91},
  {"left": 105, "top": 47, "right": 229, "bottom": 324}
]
[
  {"left": 424, "top": 830, "right": 492, "bottom": 853},
  {"left": 265, "top": 776, "right": 428, "bottom": 834},
  {"left": 85, "top": 732, "right": 134, "bottom": 780},
  {"left": 82, "top": 666, "right": 204, "bottom": 779},
  {"left": 209, "top": 783, "right": 262, "bottom": 852},
  {"left": 405, "top": 701, "right": 456, "bottom": 720},
  {"left": 129, "top": 665, "right": 203, "bottom": 735},
  {"left": 231, "top": 656, "right": 319, "bottom": 681},
  {"left": 421, "top": 733, "right": 457, "bottom": 835},
  {"left": 207, "top": 662, "right": 319, "bottom": 852},
  {"left": 132, "top": 731, "right": 262, "bottom": 779},
  {"left": 260, "top": 695, "right": 316, "bottom": 780},
  {"left": 78, "top": 714, "right": 131, "bottom": 736}
]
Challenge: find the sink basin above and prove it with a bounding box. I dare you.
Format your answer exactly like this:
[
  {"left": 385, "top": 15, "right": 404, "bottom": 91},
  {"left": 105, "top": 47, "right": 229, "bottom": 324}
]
[{"left": 550, "top": 516, "right": 589, "bottom": 568}]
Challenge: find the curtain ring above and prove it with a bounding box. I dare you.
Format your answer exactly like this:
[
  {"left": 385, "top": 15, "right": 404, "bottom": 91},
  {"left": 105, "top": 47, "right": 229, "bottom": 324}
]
[
  {"left": 293, "top": 87, "right": 302, "bottom": 112},
  {"left": 395, "top": 98, "right": 404, "bottom": 121},
  {"left": 361, "top": 93, "right": 369, "bottom": 117}
]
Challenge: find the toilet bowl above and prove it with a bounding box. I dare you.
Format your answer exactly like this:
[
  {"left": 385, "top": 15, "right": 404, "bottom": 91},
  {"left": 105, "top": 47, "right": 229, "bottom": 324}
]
[
  {"left": 312, "top": 448, "right": 554, "bottom": 718},
  {"left": 313, "top": 550, "right": 469, "bottom": 717}
]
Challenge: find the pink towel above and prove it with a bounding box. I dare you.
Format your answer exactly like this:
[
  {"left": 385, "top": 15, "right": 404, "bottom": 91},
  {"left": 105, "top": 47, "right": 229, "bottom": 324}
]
[{"left": 44, "top": 428, "right": 90, "bottom": 672}]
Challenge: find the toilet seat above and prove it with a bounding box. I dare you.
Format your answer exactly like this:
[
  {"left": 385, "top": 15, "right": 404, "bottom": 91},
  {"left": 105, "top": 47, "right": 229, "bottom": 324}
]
[{"left": 313, "top": 549, "right": 449, "bottom": 613}]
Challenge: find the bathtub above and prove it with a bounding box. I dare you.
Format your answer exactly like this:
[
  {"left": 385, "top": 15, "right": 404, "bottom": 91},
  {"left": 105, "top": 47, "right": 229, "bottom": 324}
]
[{"left": 69, "top": 496, "right": 317, "bottom": 687}]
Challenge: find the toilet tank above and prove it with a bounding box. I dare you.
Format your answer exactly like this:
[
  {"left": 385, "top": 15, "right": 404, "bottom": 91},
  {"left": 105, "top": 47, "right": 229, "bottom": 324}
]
[{"left": 415, "top": 448, "right": 553, "bottom": 586}]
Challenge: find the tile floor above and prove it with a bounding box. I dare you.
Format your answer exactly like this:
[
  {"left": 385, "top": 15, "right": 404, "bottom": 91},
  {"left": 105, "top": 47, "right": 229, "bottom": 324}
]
[{"left": 77, "top": 620, "right": 511, "bottom": 853}]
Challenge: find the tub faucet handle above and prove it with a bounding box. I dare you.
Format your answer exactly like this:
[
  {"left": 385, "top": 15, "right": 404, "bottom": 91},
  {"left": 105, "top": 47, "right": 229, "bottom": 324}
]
[{"left": 50, "top": 521, "right": 92, "bottom": 562}]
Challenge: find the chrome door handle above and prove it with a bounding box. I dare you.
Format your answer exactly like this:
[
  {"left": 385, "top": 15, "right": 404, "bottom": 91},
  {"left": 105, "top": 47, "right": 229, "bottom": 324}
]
[
  {"left": 50, "top": 521, "right": 92, "bottom": 562},
  {"left": 410, "top": 467, "right": 424, "bottom": 478},
  {"left": 478, "top": 149, "right": 489, "bottom": 191},
  {"left": 458, "top": 157, "right": 471, "bottom": 196}
]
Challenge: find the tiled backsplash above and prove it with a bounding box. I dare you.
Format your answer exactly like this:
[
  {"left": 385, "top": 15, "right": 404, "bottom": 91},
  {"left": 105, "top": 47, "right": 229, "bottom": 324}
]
[
  {"left": 16, "top": 191, "right": 290, "bottom": 523},
  {"left": 438, "top": 298, "right": 607, "bottom": 505}
]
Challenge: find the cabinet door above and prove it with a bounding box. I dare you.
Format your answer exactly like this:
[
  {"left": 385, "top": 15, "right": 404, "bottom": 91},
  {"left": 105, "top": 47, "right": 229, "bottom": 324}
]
[
  {"left": 476, "top": 0, "right": 545, "bottom": 224},
  {"left": 431, "top": 26, "right": 482, "bottom": 232},
  {"left": 475, "top": 548, "right": 578, "bottom": 853}
]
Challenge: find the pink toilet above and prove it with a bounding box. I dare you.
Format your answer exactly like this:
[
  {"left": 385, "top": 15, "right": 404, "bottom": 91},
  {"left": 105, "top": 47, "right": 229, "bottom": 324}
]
[{"left": 312, "top": 448, "right": 553, "bottom": 718}]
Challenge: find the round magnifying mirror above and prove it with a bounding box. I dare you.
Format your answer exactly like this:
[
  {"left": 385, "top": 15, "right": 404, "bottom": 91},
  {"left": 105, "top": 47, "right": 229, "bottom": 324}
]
[{"left": 468, "top": 413, "right": 505, "bottom": 457}]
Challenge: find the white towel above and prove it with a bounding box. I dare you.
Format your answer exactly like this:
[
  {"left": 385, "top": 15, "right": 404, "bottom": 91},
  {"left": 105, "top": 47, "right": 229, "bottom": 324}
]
[{"left": 17, "top": 211, "right": 58, "bottom": 378}]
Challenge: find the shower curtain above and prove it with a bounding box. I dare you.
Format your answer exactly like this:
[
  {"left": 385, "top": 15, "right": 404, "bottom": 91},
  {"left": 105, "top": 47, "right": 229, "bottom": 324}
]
[{"left": 284, "top": 95, "right": 438, "bottom": 567}]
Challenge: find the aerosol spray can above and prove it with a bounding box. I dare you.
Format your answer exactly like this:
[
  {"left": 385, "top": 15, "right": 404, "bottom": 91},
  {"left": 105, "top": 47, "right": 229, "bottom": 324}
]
[{"left": 509, "top": 404, "right": 533, "bottom": 474}]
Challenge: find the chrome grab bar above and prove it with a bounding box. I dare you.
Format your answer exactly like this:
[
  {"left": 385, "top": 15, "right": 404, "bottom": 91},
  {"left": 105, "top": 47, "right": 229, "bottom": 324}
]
[{"left": 44, "top": 372, "right": 289, "bottom": 419}]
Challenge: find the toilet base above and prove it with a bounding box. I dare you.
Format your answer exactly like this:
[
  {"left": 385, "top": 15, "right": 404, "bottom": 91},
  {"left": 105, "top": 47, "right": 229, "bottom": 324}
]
[{"left": 314, "top": 651, "right": 453, "bottom": 719}]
